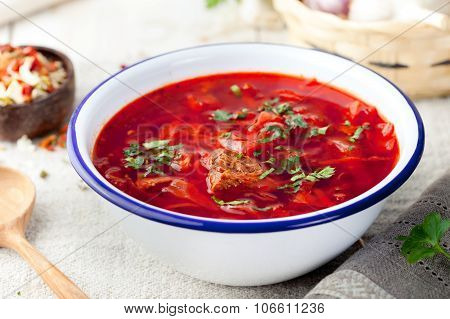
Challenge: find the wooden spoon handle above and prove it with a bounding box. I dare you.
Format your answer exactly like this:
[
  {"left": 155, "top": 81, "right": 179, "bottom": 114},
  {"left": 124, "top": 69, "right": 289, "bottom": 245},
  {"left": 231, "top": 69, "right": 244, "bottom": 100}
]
[{"left": 11, "top": 235, "right": 88, "bottom": 299}]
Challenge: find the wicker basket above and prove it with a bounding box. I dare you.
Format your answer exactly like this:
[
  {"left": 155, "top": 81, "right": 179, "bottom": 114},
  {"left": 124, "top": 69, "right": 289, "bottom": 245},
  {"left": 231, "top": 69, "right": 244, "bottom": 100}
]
[{"left": 273, "top": 0, "right": 450, "bottom": 99}]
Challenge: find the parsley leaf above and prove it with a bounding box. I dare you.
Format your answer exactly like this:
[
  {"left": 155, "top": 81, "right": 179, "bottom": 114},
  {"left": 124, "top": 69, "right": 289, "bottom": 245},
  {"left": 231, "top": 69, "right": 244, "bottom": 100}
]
[
  {"left": 264, "top": 157, "right": 276, "bottom": 165},
  {"left": 253, "top": 150, "right": 262, "bottom": 157},
  {"left": 286, "top": 155, "right": 302, "bottom": 174},
  {"left": 258, "top": 98, "right": 279, "bottom": 112},
  {"left": 259, "top": 99, "right": 293, "bottom": 115},
  {"left": 278, "top": 166, "right": 335, "bottom": 193},
  {"left": 259, "top": 125, "right": 288, "bottom": 143},
  {"left": 212, "top": 108, "right": 248, "bottom": 122},
  {"left": 259, "top": 167, "right": 275, "bottom": 179},
  {"left": 213, "top": 110, "right": 233, "bottom": 122},
  {"left": 124, "top": 155, "right": 144, "bottom": 170},
  {"left": 235, "top": 108, "right": 248, "bottom": 119},
  {"left": 220, "top": 131, "right": 232, "bottom": 139},
  {"left": 285, "top": 114, "right": 308, "bottom": 129},
  {"left": 123, "top": 140, "right": 183, "bottom": 176},
  {"left": 304, "top": 166, "right": 335, "bottom": 182},
  {"left": 212, "top": 196, "right": 250, "bottom": 206},
  {"left": 349, "top": 124, "right": 369, "bottom": 143},
  {"left": 123, "top": 143, "right": 141, "bottom": 157},
  {"left": 344, "top": 120, "right": 351, "bottom": 126},
  {"left": 274, "top": 102, "right": 293, "bottom": 115},
  {"left": 143, "top": 139, "right": 170, "bottom": 149},
  {"left": 308, "top": 125, "right": 329, "bottom": 138},
  {"left": 396, "top": 212, "right": 450, "bottom": 264},
  {"left": 230, "top": 84, "right": 242, "bottom": 97}
]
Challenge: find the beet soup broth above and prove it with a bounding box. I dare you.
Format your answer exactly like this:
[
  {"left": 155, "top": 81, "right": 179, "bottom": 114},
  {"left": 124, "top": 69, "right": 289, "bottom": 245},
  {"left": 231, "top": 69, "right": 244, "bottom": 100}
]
[{"left": 93, "top": 72, "right": 399, "bottom": 220}]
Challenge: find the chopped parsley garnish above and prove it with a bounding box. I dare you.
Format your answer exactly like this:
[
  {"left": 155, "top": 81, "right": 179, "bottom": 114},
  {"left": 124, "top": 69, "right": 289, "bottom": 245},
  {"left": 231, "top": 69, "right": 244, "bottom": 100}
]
[
  {"left": 285, "top": 114, "right": 308, "bottom": 129},
  {"left": 142, "top": 139, "right": 170, "bottom": 149},
  {"left": 259, "top": 125, "right": 288, "bottom": 143},
  {"left": 259, "top": 99, "right": 293, "bottom": 115},
  {"left": 273, "top": 155, "right": 302, "bottom": 175},
  {"left": 274, "top": 102, "right": 293, "bottom": 115},
  {"left": 285, "top": 155, "right": 302, "bottom": 174},
  {"left": 308, "top": 125, "right": 329, "bottom": 138},
  {"left": 235, "top": 153, "right": 243, "bottom": 159},
  {"left": 212, "top": 196, "right": 250, "bottom": 206},
  {"left": 212, "top": 108, "right": 248, "bottom": 122},
  {"left": 213, "top": 110, "right": 233, "bottom": 122},
  {"left": 349, "top": 124, "right": 369, "bottom": 143},
  {"left": 259, "top": 167, "right": 275, "bottom": 179},
  {"left": 123, "top": 143, "right": 140, "bottom": 157},
  {"left": 259, "top": 98, "right": 279, "bottom": 112},
  {"left": 264, "top": 157, "right": 276, "bottom": 165},
  {"left": 123, "top": 140, "right": 183, "bottom": 176},
  {"left": 220, "top": 131, "right": 232, "bottom": 139},
  {"left": 278, "top": 178, "right": 304, "bottom": 193},
  {"left": 230, "top": 84, "right": 242, "bottom": 97},
  {"left": 344, "top": 120, "right": 351, "bottom": 126},
  {"left": 253, "top": 150, "right": 262, "bottom": 157},
  {"left": 303, "top": 166, "right": 335, "bottom": 182},
  {"left": 124, "top": 155, "right": 145, "bottom": 170},
  {"left": 397, "top": 212, "right": 450, "bottom": 264},
  {"left": 278, "top": 166, "right": 335, "bottom": 193},
  {"left": 236, "top": 108, "right": 248, "bottom": 119}
]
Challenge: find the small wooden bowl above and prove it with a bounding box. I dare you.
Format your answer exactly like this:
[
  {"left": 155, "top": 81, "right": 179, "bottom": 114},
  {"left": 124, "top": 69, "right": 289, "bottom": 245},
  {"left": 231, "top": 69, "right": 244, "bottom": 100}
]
[{"left": 0, "top": 46, "right": 75, "bottom": 141}]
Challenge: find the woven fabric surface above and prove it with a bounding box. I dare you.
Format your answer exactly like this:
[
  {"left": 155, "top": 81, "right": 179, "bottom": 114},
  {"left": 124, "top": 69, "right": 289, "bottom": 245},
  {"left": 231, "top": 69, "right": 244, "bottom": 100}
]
[{"left": 307, "top": 172, "right": 450, "bottom": 298}]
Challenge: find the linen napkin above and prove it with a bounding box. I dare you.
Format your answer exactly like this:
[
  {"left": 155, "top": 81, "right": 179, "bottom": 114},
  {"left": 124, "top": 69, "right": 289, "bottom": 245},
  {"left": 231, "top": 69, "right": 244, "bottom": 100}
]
[{"left": 306, "top": 171, "right": 450, "bottom": 299}]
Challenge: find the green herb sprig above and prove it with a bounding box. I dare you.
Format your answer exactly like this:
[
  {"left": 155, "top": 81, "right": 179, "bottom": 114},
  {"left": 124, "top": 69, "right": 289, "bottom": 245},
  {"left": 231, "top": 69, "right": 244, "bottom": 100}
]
[
  {"left": 259, "top": 99, "right": 293, "bottom": 116},
  {"left": 349, "top": 124, "right": 369, "bottom": 143},
  {"left": 212, "top": 108, "right": 248, "bottom": 122},
  {"left": 285, "top": 114, "right": 308, "bottom": 130},
  {"left": 230, "top": 84, "right": 242, "bottom": 97},
  {"left": 123, "top": 140, "right": 183, "bottom": 176},
  {"left": 396, "top": 212, "right": 450, "bottom": 264},
  {"left": 259, "top": 125, "right": 288, "bottom": 143},
  {"left": 259, "top": 167, "right": 275, "bottom": 179},
  {"left": 278, "top": 166, "right": 335, "bottom": 193},
  {"left": 212, "top": 196, "right": 250, "bottom": 206},
  {"left": 308, "top": 125, "right": 330, "bottom": 138}
]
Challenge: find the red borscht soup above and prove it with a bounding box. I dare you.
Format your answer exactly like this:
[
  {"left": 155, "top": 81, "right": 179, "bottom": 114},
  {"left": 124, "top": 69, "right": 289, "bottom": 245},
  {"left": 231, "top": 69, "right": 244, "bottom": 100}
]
[{"left": 93, "top": 72, "right": 399, "bottom": 220}]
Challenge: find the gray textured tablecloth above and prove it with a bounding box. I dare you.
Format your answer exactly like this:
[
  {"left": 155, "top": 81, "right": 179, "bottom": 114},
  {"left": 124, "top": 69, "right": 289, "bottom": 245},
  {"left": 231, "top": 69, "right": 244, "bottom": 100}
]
[{"left": 307, "top": 171, "right": 450, "bottom": 299}]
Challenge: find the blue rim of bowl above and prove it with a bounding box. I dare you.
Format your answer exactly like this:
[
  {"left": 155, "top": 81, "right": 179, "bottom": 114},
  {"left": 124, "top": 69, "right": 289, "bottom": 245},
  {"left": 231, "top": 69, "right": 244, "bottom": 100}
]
[{"left": 67, "top": 43, "right": 425, "bottom": 234}]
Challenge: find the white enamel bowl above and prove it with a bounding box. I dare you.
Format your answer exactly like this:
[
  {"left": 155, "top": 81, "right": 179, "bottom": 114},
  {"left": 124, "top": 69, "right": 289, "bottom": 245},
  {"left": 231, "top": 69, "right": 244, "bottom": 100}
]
[{"left": 68, "top": 43, "right": 424, "bottom": 286}]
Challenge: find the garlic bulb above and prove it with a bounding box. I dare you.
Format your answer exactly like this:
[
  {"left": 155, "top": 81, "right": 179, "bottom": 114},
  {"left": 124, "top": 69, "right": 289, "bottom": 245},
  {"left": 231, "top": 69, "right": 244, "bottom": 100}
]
[{"left": 348, "top": 0, "right": 394, "bottom": 22}]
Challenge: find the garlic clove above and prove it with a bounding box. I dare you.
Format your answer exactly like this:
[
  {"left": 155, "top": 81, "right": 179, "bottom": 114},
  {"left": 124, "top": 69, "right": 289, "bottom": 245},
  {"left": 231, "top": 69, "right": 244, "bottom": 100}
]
[{"left": 349, "top": 0, "right": 394, "bottom": 22}]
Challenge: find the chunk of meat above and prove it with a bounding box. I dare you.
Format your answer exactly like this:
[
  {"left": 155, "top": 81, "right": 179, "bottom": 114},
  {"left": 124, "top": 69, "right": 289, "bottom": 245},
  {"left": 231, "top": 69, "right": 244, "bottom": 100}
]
[
  {"left": 135, "top": 176, "right": 177, "bottom": 190},
  {"left": 201, "top": 149, "right": 264, "bottom": 193}
]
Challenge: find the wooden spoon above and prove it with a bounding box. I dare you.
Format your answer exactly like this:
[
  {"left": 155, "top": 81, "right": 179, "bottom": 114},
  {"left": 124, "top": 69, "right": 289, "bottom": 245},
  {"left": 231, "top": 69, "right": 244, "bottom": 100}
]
[{"left": 0, "top": 166, "right": 88, "bottom": 299}]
